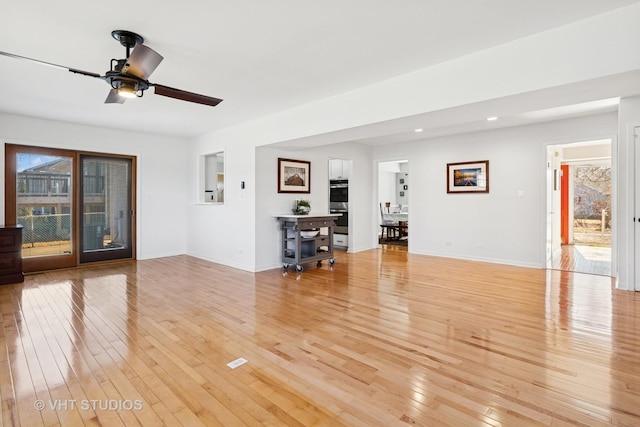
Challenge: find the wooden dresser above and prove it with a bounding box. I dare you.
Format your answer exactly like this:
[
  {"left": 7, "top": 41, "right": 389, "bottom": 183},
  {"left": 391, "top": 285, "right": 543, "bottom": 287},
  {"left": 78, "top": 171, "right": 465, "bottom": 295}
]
[{"left": 0, "top": 226, "right": 24, "bottom": 285}]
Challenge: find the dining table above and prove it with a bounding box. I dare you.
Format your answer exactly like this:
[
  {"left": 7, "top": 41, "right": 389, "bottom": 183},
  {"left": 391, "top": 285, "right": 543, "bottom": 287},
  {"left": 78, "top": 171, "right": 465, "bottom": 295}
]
[{"left": 382, "top": 212, "right": 408, "bottom": 222}]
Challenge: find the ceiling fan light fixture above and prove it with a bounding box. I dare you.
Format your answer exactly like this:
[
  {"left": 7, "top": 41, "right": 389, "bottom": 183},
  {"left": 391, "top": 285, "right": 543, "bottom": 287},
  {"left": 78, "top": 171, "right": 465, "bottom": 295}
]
[{"left": 117, "top": 82, "right": 139, "bottom": 98}]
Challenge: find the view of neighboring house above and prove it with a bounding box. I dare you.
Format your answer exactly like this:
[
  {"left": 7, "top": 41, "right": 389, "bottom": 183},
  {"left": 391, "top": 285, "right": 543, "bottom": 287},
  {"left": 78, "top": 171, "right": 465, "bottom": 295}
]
[
  {"left": 16, "top": 156, "right": 124, "bottom": 255},
  {"left": 17, "top": 157, "right": 73, "bottom": 254}
]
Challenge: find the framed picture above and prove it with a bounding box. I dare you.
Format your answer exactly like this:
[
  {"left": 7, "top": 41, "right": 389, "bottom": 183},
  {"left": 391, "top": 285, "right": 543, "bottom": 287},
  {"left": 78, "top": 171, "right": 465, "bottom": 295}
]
[
  {"left": 399, "top": 191, "right": 405, "bottom": 196},
  {"left": 278, "top": 158, "right": 311, "bottom": 193},
  {"left": 399, "top": 178, "right": 405, "bottom": 184},
  {"left": 447, "top": 160, "right": 489, "bottom": 193}
]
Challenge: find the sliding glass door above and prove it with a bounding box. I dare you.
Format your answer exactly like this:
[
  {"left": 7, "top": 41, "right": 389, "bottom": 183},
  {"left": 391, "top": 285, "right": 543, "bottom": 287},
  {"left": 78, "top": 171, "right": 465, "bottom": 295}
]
[
  {"left": 80, "top": 155, "right": 133, "bottom": 263},
  {"left": 5, "top": 144, "right": 135, "bottom": 272}
]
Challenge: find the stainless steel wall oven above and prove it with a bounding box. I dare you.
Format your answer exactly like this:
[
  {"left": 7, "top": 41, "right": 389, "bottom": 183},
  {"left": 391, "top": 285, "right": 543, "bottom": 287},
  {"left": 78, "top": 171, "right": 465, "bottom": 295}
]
[
  {"left": 329, "top": 179, "right": 348, "bottom": 202},
  {"left": 329, "top": 179, "right": 349, "bottom": 234}
]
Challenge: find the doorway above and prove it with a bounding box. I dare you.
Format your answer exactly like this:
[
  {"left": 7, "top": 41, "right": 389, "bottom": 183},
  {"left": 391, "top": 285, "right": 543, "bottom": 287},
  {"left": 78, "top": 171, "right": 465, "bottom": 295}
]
[
  {"left": 547, "top": 140, "right": 612, "bottom": 276},
  {"left": 4, "top": 144, "right": 136, "bottom": 272},
  {"left": 377, "top": 160, "right": 409, "bottom": 245}
]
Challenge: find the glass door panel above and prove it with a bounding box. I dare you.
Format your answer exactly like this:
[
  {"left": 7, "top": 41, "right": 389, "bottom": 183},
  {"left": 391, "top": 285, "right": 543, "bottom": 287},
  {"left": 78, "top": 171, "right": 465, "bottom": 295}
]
[
  {"left": 5, "top": 145, "right": 77, "bottom": 272},
  {"left": 18, "top": 153, "right": 73, "bottom": 256},
  {"left": 79, "top": 155, "right": 133, "bottom": 263}
]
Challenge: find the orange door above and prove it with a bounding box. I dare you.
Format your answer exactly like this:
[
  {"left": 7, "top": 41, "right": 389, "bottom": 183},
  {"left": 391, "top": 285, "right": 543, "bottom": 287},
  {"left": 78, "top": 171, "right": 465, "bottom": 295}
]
[{"left": 560, "top": 164, "right": 569, "bottom": 244}]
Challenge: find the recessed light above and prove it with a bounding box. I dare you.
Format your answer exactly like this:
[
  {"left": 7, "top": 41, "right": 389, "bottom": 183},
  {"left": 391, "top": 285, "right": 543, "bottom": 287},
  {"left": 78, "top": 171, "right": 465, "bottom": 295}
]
[
  {"left": 486, "top": 117, "right": 498, "bottom": 121},
  {"left": 414, "top": 128, "right": 423, "bottom": 132}
]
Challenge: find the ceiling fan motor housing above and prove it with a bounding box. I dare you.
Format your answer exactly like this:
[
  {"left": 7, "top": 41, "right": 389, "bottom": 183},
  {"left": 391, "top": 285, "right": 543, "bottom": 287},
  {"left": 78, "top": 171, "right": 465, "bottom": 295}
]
[{"left": 105, "top": 70, "right": 148, "bottom": 97}]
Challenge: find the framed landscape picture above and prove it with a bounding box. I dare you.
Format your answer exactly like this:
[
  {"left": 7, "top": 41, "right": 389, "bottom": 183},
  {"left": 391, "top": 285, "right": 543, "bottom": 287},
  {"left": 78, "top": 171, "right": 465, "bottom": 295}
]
[
  {"left": 278, "top": 158, "right": 311, "bottom": 193},
  {"left": 447, "top": 160, "right": 489, "bottom": 193}
]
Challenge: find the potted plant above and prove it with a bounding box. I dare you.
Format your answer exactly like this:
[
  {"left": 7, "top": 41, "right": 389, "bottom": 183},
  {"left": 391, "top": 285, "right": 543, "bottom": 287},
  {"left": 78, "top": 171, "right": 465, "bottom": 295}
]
[{"left": 293, "top": 199, "right": 311, "bottom": 215}]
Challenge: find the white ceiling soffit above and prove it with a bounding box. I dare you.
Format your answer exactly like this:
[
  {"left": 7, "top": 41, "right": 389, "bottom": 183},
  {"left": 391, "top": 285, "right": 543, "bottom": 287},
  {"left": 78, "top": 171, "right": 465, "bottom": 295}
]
[
  {"left": 0, "top": 1, "right": 639, "bottom": 139},
  {"left": 270, "top": 69, "right": 640, "bottom": 149}
]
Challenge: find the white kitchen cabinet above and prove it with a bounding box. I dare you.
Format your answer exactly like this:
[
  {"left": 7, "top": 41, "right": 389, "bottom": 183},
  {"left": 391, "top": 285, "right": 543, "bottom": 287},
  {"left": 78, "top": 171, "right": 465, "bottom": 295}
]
[
  {"left": 329, "top": 159, "right": 351, "bottom": 180},
  {"left": 333, "top": 233, "right": 348, "bottom": 247}
]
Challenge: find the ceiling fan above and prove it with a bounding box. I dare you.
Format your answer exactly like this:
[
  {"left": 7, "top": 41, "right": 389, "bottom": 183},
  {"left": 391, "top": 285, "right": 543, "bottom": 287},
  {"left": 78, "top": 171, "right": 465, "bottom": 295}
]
[{"left": 0, "top": 30, "right": 223, "bottom": 107}]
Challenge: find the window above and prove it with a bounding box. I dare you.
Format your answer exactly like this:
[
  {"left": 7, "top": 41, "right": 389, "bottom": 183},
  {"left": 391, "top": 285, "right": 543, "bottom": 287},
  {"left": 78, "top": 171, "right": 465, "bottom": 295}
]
[{"left": 202, "top": 151, "right": 224, "bottom": 203}]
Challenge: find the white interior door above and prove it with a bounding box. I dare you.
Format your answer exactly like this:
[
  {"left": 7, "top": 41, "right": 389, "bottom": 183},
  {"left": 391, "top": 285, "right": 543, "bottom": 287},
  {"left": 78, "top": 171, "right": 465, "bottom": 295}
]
[{"left": 635, "top": 127, "right": 640, "bottom": 290}]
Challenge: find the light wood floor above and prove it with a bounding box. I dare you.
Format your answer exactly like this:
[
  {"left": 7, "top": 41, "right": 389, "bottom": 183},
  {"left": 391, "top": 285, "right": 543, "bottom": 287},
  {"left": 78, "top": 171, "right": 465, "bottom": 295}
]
[
  {"left": 1, "top": 247, "right": 638, "bottom": 426},
  {"left": 549, "top": 244, "right": 612, "bottom": 276}
]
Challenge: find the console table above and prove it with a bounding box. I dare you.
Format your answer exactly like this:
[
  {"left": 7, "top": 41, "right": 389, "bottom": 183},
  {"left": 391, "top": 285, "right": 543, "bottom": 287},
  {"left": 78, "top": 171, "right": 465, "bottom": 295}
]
[
  {"left": 0, "top": 225, "right": 24, "bottom": 285},
  {"left": 274, "top": 214, "right": 341, "bottom": 272}
]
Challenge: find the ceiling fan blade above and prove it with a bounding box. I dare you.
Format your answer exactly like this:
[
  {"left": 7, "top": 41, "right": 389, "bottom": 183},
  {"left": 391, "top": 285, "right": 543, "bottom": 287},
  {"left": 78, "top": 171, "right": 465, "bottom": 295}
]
[
  {"left": 152, "top": 84, "right": 223, "bottom": 107},
  {"left": 121, "top": 44, "right": 163, "bottom": 80},
  {"left": 105, "top": 89, "right": 126, "bottom": 104},
  {"left": 0, "top": 50, "right": 102, "bottom": 78}
]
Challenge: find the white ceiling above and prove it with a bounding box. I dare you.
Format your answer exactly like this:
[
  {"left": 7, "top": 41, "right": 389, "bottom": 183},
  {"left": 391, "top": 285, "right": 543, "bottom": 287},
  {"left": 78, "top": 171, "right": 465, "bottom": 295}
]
[{"left": 1, "top": 1, "right": 639, "bottom": 142}]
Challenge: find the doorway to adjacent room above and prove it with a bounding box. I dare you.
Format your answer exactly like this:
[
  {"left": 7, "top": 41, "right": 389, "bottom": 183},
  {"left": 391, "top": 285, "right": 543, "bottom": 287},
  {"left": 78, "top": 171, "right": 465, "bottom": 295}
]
[
  {"left": 547, "top": 140, "right": 612, "bottom": 276},
  {"left": 377, "top": 160, "right": 409, "bottom": 245}
]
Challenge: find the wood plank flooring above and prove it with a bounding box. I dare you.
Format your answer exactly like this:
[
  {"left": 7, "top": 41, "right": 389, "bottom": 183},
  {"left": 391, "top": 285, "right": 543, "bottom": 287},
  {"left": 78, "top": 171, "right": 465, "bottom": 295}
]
[
  {"left": 0, "top": 247, "right": 638, "bottom": 426},
  {"left": 549, "top": 244, "right": 612, "bottom": 276}
]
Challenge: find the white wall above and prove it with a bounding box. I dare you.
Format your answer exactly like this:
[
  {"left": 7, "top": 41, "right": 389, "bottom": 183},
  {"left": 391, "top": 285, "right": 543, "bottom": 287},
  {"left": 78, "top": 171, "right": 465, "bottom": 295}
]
[
  {"left": 396, "top": 172, "right": 409, "bottom": 206},
  {"left": 378, "top": 161, "right": 399, "bottom": 208},
  {"left": 254, "top": 146, "right": 329, "bottom": 272},
  {"left": 183, "top": 4, "right": 640, "bottom": 273},
  {"left": 186, "top": 135, "right": 257, "bottom": 271},
  {"left": 188, "top": 112, "right": 619, "bottom": 272},
  {"left": 187, "top": 136, "right": 373, "bottom": 273},
  {"left": 253, "top": 142, "right": 373, "bottom": 271},
  {"left": 378, "top": 171, "right": 396, "bottom": 207},
  {"left": 373, "top": 113, "right": 618, "bottom": 268},
  {"left": 377, "top": 161, "right": 409, "bottom": 209},
  {"left": 0, "top": 113, "right": 189, "bottom": 260},
  {"left": 0, "top": 110, "right": 621, "bottom": 273}
]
